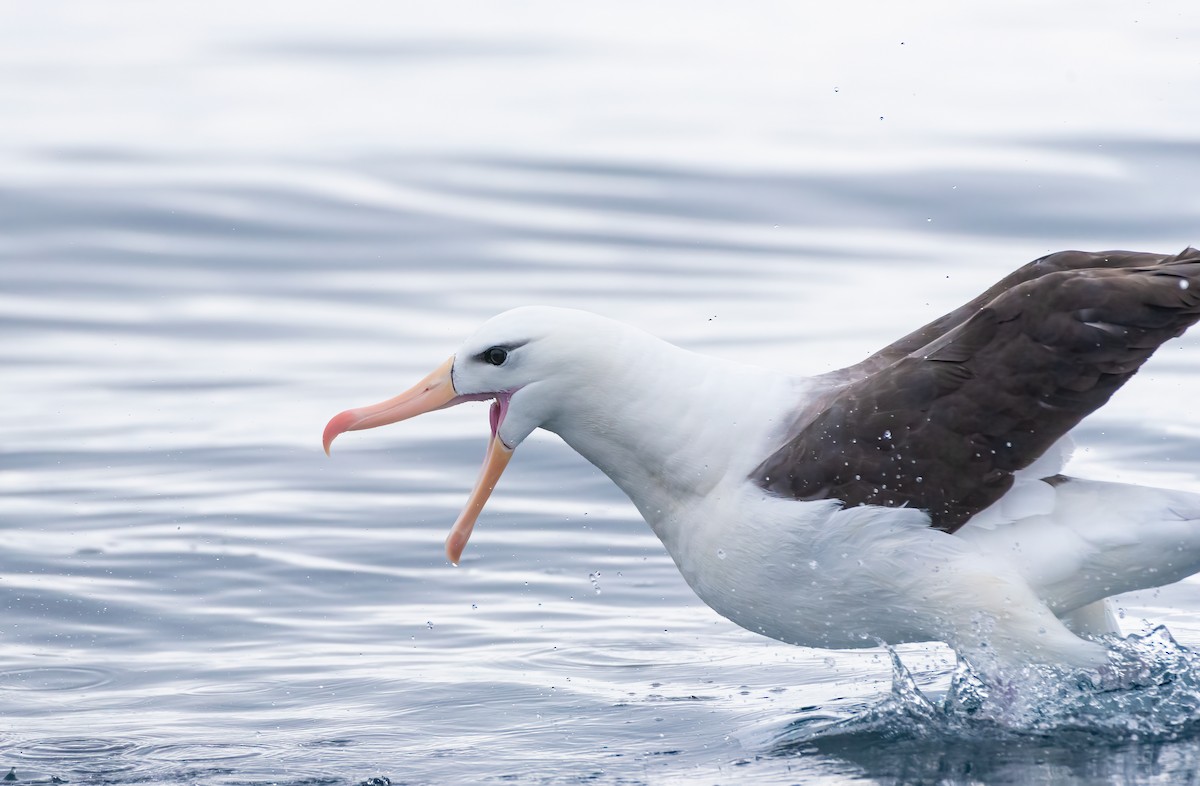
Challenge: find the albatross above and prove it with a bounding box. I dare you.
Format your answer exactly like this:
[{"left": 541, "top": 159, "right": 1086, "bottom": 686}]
[{"left": 324, "top": 248, "right": 1200, "bottom": 675}]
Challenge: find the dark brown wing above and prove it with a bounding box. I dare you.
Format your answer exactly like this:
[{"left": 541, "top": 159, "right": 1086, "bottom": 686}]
[
  {"left": 840, "top": 249, "right": 1193, "bottom": 382},
  {"left": 754, "top": 247, "right": 1200, "bottom": 533}
]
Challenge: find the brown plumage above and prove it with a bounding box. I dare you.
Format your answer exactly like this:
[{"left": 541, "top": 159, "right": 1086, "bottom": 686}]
[{"left": 754, "top": 248, "right": 1200, "bottom": 532}]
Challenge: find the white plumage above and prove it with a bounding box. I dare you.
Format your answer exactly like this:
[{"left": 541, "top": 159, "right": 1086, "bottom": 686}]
[{"left": 325, "top": 301, "right": 1200, "bottom": 677}]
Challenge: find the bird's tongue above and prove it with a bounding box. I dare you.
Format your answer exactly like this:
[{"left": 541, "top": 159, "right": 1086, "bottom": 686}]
[
  {"left": 487, "top": 393, "right": 513, "bottom": 440},
  {"left": 489, "top": 399, "right": 501, "bottom": 438}
]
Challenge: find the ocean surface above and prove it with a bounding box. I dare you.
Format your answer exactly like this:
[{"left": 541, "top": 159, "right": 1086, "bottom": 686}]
[{"left": 5, "top": 2, "right": 1200, "bottom": 783}]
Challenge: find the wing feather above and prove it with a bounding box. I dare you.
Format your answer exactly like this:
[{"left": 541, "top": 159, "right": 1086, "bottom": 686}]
[{"left": 755, "top": 248, "right": 1200, "bottom": 532}]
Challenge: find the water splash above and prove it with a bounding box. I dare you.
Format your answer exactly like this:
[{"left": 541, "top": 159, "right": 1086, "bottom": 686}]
[{"left": 773, "top": 626, "right": 1200, "bottom": 751}]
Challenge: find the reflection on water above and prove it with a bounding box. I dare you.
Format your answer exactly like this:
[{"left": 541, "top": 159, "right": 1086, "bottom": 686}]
[{"left": 4, "top": 2, "right": 1200, "bottom": 784}]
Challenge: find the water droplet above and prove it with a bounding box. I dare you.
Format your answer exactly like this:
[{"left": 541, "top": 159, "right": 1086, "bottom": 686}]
[
  {"left": 589, "top": 572, "right": 602, "bottom": 594},
  {"left": 426, "top": 621, "right": 434, "bottom": 629},
  {"left": 808, "top": 560, "right": 819, "bottom": 570},
  {"left": 716, "top": 549, "right": 727, "bottom": 560},
  {"left": 883, "top": 429, "right": 892, "bottom": 440},
  {"left": 1181, "top": 279, "right": 1190, "bottom": 290}
]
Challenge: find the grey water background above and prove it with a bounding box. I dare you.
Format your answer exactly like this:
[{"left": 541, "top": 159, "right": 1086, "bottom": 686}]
[{"left": 5, "top": 2, "right": 1200, "bottom": 783}]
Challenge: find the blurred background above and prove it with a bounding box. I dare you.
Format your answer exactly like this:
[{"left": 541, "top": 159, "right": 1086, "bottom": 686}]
[{"left": 4, "top": 2, "right": 1200, "bottom": 784}]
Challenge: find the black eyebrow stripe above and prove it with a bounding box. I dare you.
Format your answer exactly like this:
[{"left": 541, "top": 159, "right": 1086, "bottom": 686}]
[{"left": 472, "top": 339, "right": 529, "bottom": 362}]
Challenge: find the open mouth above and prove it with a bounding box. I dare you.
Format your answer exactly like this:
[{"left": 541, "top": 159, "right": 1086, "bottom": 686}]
[
  {"left": 323, "top": 359, "right": 520, "bottom": 566},
  {"left": 489, "top": 393, "right": 512, "bottom": 445}
]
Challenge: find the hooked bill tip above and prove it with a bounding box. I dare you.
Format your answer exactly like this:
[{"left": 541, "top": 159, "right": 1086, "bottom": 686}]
[{"left": 322, "top": 409, "right": 359, "bottom": 456}]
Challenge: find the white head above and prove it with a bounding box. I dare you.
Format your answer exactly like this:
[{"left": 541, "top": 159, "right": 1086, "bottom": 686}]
[{"left": 323, "top": 306, "right": 638, "bottom": 564}]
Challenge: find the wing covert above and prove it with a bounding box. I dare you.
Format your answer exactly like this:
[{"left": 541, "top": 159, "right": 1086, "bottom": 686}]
[{"left": 755, "top": 248, "right": 1200, "bottom": 532}]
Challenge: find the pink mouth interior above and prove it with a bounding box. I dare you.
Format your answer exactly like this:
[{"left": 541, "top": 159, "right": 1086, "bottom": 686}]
[{"left": 490, "top": 393, "right": 512, "bottom": 440}]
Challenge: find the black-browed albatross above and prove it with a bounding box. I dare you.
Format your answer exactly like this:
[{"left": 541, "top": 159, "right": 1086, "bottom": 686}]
[{"left": 324, "top": 248, "right": 1200, "bottom": 675}]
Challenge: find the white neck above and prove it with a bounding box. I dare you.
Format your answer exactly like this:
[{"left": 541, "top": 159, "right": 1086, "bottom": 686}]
[{"left": 538, "top": 330, "right": 800, "bottom": 554}]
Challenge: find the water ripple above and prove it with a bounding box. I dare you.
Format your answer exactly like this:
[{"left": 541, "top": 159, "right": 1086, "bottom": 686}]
[
  {"left": 0, "top": 667, "right": 114, "bottom": 692},
  {"left": 5, "top": 6, "right": 1200, "bottom": 782}
]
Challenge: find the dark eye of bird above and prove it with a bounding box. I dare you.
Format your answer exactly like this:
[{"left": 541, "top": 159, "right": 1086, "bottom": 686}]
[{"left": 483, "top": 347, "right": 508, "bottom": 366}]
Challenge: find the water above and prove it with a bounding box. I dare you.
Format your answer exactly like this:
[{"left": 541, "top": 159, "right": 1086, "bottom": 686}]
[{"left": 4, "top": 2, "right": 1200, "bottom": 783}]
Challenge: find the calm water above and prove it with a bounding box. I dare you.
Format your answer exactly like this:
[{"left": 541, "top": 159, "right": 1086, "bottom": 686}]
[{"left": 5, "top": 2, "right": 1200, "bottom": 784}]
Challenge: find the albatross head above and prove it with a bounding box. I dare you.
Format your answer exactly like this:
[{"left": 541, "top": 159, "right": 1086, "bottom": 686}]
[{"left": 322, "top": 306, "right": 619, "bottom": 564}]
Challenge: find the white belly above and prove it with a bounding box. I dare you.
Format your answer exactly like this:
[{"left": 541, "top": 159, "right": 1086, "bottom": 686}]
[{"left": 644, "top": 488, "right": 1109, "bottom": 670}]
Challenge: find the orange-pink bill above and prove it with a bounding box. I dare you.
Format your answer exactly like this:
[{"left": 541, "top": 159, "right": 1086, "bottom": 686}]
[
  {"left": 322, "top": 356, "right": 515, "bottom": 565},
  {"left": 444, "top": 434, "right": 513, "bottom": 564}
]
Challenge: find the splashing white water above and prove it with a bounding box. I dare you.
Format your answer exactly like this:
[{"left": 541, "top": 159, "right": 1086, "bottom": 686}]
[{"left": 767, "top": 626, "right": 1200, "bottom": 750}]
